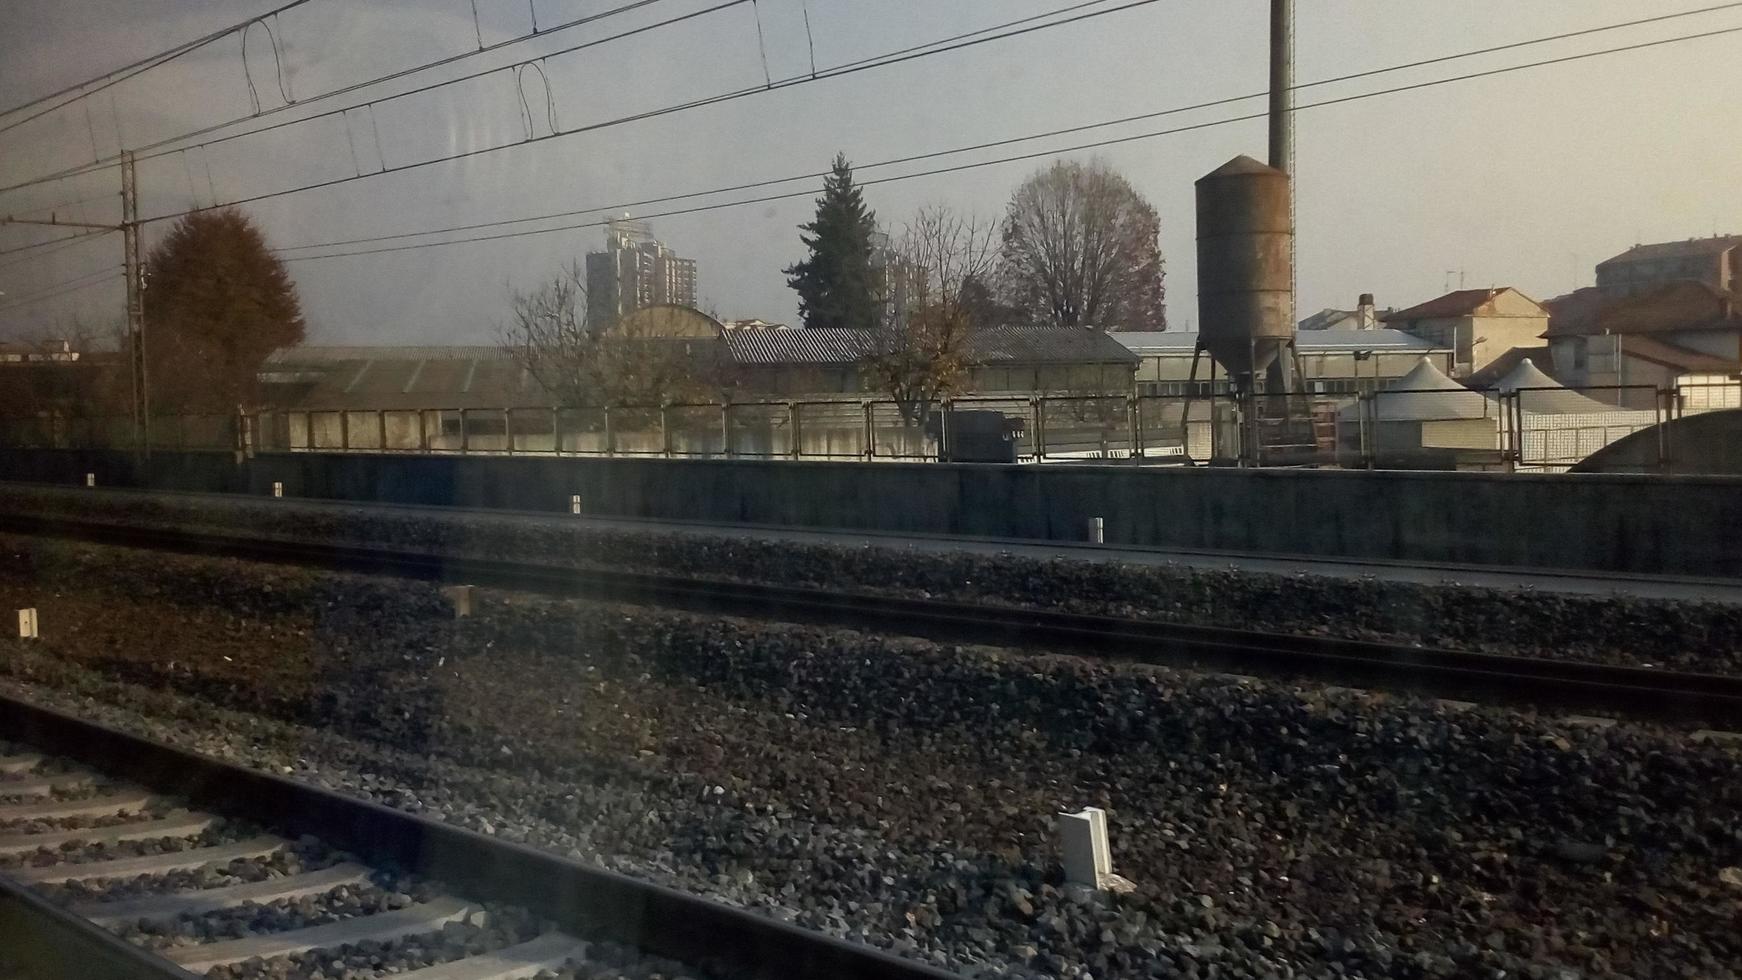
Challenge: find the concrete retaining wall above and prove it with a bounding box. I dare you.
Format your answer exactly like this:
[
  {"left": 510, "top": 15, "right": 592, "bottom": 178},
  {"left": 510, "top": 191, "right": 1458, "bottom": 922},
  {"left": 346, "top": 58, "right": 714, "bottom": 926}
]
[{"left": 6, "top": 448, "right": 1742, "bottom": 577}]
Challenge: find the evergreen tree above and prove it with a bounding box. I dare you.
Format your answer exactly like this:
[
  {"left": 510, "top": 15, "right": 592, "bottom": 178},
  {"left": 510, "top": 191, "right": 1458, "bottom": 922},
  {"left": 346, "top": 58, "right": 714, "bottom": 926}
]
[
  {"left": 144, "top": 207, "right": 305, "bottom": 411},
  {"left": 784, "top": 153, "right": 878, "bottom": 329}
]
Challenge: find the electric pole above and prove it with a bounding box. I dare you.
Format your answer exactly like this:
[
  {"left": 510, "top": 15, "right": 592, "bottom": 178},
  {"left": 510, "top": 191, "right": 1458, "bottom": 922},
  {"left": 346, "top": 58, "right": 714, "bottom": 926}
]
[
  {"left": 0, "top": 151, "right": 148, "bottom": 457},
  {"left": 122, "top": 150, "right": 148, "bottom": 457}
]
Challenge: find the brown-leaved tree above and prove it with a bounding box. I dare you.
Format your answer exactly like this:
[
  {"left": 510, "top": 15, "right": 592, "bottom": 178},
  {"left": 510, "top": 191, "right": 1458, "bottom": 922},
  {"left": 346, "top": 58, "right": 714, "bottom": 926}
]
[
  {"left": 143, "top": 207, "right": 305, "bottom": 412},
  {"left": 863, "top": 206, "right": 998, "bottom": 428}
]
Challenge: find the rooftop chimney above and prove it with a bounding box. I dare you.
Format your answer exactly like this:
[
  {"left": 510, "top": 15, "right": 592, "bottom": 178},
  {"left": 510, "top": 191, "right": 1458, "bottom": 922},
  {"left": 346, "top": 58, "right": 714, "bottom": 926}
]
[{"left": 1357, "top": 293, "right": 1376, "bottom": 330}]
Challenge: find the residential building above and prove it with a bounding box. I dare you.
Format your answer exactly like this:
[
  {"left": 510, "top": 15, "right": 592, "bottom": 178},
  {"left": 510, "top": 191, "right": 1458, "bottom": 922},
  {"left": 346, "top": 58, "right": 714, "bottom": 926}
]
[
  {"left": 1594, "top": 234, "right": 1741, "bottom": 297},
  {"left": 1380, "top": 287, "right": 1549, "bottom": 378},
  {"left": 1298, "top": 293, "right": 1383, "bottom": 332},
  {"left": 1543, "top": 279, "right": 1742, "bottom": 395},
  {"left": 584, "top": 217, "right": 697, "bottom": 328}
]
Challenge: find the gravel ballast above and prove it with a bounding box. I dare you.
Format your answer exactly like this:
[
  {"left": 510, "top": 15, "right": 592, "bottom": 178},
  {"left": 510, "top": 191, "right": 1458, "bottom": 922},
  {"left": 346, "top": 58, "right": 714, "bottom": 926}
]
[
  {"left": 4, "top": 484, "right": 1741, "bottom": 674},
  {"left": 2, "top": 535, "right": 1741, "bottom": 978}
]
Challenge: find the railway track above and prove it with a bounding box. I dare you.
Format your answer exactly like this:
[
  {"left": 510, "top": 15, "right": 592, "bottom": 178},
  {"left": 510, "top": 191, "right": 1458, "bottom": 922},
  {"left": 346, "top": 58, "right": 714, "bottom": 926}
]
[
  {"left": 6, "top": 513, "right": 1742, "bottom": 727},
  {"left": 0, "top": 697, "right": 961, "bottom": 980}
]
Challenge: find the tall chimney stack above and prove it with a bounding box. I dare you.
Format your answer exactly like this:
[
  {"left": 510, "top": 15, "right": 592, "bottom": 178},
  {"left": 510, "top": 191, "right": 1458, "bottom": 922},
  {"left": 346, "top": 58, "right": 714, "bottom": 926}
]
[{"left": 1357, "top": 293, "right": 1376, "bottom": 330}]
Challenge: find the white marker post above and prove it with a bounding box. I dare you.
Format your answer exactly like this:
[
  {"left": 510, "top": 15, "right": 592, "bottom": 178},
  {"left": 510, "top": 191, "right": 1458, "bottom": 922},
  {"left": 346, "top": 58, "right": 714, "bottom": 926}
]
[
  {"left": 1057, "top": 807, "right": 1133, "bottom": 893},
  {"left": 441, "top": 585, "right": 475, "bottom": 618},
  {"left": 570, "top": 494, "right": 583, "bottom": 515},
  {"left": 17, "top": 609, "right": 39, "bottom": 640},
  {"left": 272, "top": 482, "right": 285, "bottom": 498},
  {"left": 85, "top": 473, "right": 96, "bottom": 487},
  {"left": 1088, "top": 517, "right": 1105, "bottom": 544}
]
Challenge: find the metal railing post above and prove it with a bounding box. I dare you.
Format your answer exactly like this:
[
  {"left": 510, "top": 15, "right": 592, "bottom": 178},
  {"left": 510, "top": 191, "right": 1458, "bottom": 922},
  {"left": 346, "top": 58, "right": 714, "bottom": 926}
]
[
  {"left": 504, "top": 408, "right": 515, "bottom": 456},
  {"left": 458, "top": 409, "right": 469, "bottom": 454},
  {"left": 787, "top": 402, "right": 800, "bottom": 460},
  {"left": 862, "top": 402, "right": 874, "bottom": 460},
  {"left": 660, "top": 405, "right": 672, "bottom": 458},
  {"left": 552, "top": 407, "right": 562, "bottom": 457},
  {"left": 604, "top": 406, "right": 615, "bottom": 456},
  {"left": 338, "top": 412, "right": 350, "bottom": 452},
  {"left": 417, "top": 410, "right": 428, "bottom": 453},
  {"left": 720, "top": 402, "right": 731, "bottom": 458},
  {"left": 376, "top": 410, "right": 388, "bottom": 453},
  {"left": 1032, "top": 396, "right": 1045, "bottom": 462},
  {"left": 1127, "top": 394, "right": 1138, "bottom": 461}
]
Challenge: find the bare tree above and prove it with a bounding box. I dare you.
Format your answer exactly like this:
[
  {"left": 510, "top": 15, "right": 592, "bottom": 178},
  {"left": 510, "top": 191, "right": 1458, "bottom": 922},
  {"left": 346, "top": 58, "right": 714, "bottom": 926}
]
[
  {"left": 863, "top": 206, "right": 998, "bottom": 428},
  {"left": 998, "top": 158, "right": 1166, "bottom": 331},
  {"left": 501, "top": 263, "right": 593, "bottom": 407},
  {"left": 501, "top": 264, "right": 729, "bottom": 410}
]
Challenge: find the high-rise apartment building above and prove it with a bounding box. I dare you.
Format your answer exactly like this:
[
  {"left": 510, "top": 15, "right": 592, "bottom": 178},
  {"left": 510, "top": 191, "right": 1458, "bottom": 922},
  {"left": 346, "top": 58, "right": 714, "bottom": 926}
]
[{"left": 585, "top": 217, "right": 698, "bottom": 328}]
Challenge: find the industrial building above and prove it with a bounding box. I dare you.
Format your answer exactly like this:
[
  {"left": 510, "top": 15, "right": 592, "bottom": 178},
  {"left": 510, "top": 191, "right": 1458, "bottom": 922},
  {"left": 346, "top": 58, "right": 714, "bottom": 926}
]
[{"left": 1116, "top": 329, "right": 1451, "bottom": 397}]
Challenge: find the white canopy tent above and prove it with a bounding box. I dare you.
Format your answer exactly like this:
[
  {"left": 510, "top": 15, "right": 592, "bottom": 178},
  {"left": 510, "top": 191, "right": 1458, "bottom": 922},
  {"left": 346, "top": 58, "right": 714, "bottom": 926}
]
[
  {"left": 1490, "top": 358, "right": 1616, "bottom": 415},
  {"left": 1339, "top": 357, "right": 1493, "bottom": 422}
]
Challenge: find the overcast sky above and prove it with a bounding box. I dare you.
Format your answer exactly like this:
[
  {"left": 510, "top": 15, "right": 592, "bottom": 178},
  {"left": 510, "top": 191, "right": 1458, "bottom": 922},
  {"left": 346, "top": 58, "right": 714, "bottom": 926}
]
[{"left": 2, "top": 0, "right": 1738, "bottom": 344}]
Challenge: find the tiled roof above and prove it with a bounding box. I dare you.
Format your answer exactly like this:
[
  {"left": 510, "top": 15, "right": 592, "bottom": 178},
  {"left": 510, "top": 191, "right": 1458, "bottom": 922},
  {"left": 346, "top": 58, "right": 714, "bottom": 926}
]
[
  {"left": 1597, "top": 235, "right": 1742, "bottom": 268},
  {"left": 1545, "top": 280, "right": 1740, "bottom": 337},
  {"left": 1382, "top": 288, "right": 1525, "bottom": 321},
  {"left": 1621, "top": 336, "right": 1738, "bottom": 374}
]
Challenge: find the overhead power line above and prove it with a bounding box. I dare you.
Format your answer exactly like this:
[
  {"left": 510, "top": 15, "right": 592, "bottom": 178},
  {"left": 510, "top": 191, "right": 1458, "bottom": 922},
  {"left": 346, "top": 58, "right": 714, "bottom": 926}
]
[
  {"left": 0, "top": 229, "right": 112, "bottom": 260},
  {"left": 272, "top": 16, "right": 1742, "bottom": 262},
  {"left": 0, "top": 0, "right": 321, "bottom": 134},
  {"left": 135, "top": 0, "right": 1173, "bottom": 227},
  {"left": 0, "top": 0, "right": 690, "bottom": 196},
  {"left": 0, "top": 267, "right": 121, "bottom": 313},
  {"left": 276, "top": 22, "right": 1742, "bottom": 264},
  {"left": 0, "top": 232, "right": 108, "bottom": 273}
]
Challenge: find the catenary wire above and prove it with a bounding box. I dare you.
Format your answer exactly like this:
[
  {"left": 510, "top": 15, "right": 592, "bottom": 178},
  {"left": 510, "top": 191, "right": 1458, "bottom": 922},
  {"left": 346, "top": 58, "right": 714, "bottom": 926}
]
[
  {"left": 0, "top": 0, "right": 711, "bottom": 197},
  {"left": 0, "top": 0, "right": 322, "bottom": 135},
  {"left": 136, "top": 0, "right": 1174, "bottom": 226},
  {"left": 276, "top": 23, "right": 1742, "bottom": 264},
  {"left": 273, "top": 16, "right": 1742, "bottom": 256}
]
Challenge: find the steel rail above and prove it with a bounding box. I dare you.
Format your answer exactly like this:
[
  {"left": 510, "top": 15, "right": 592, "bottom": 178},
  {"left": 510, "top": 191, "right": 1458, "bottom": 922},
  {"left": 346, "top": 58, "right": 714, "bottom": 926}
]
[
  {"left": 0, "top": 695, "right": 964, "bottom": 980},
  {"left": 5, "top": 513, "right": 1742, "bottom": 726}
]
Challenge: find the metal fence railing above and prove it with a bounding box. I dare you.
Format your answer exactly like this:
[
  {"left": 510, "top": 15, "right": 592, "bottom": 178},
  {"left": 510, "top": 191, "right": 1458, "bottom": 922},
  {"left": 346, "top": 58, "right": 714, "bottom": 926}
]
[{"left": 4, "top": 379, "right": 1737, "bottom": 470}]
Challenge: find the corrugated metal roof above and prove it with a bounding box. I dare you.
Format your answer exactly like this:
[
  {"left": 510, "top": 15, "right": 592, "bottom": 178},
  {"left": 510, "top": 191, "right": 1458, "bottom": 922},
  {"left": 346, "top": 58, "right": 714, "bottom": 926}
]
[
  {"left": 968, "top": 327, "right": 1137, "bottom": 364},
  {"left": 726, "top": 329, "right": 869, "bottom": 365},
  {"left": 1116, "top": 329, "right": 1444, "bottom": 354},
  {"left": 727, "top": 327, "right": 1138, "bottom": 366},
  {"left": 268, "top": 345, "right": 508, "bottom": 364}
]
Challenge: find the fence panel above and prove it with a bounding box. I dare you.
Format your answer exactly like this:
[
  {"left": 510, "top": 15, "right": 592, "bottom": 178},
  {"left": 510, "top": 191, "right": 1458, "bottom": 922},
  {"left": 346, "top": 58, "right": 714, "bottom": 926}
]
[
  {"left": 666, "top": 405, "right": 724, "bottom": 457},
  {"left": 1514, "top": 384, "right": 1660, "bottom": 472},
  {"left": 723, "top": 403, "right": 793, "bottom": 458},
  {"left": 793, "top": 400, "right": 865, "bottom": 460},
  {"left": 1134, "top": 394, "right": 1225, "bottom": 463},
  {"left": 463, "top": 409, "right": 510, "bottom": 453},
  {"left": 865, "top": 401, "right": 934, "bottom": 460},
  {"left": 602, "top": 406, "right": 664, "bottom": 456},
  {"left": 556, "top": 408, "right": 607, "bottom": 454},
  {"left": 1038, "top": 396, "right": 1129, "bottom": 461}
]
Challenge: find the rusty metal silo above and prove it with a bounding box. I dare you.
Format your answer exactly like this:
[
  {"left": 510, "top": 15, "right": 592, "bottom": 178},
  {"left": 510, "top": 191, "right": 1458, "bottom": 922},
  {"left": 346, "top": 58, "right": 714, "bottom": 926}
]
[{"left": 1195, "top": 155, "right": 1294, "bottom": 382}]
